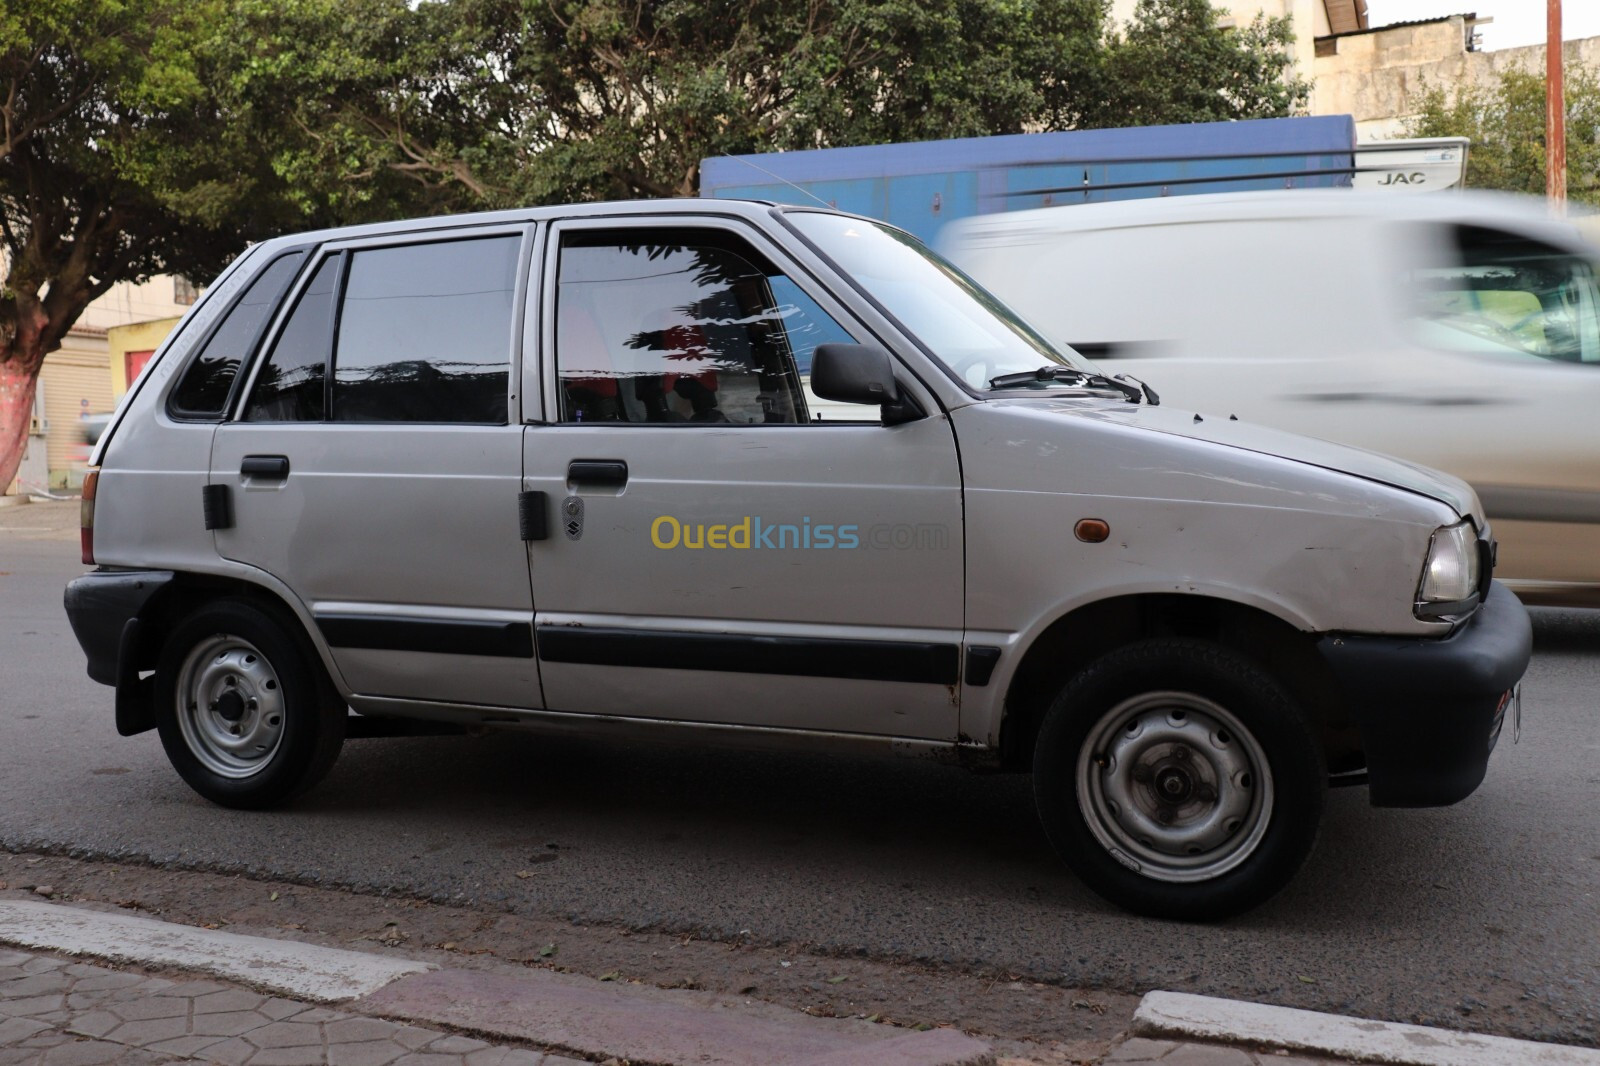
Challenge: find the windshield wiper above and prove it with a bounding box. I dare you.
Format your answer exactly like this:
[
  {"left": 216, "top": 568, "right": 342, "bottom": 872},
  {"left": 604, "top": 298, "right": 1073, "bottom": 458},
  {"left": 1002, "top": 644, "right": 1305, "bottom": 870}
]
[{"left": 988, "top": 365, "right": 1159, "bottom": 405}]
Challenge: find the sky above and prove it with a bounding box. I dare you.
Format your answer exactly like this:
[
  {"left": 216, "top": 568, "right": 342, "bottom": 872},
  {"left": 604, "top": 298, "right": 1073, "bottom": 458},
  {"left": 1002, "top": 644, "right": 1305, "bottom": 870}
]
[{"left": 1364, "top": 0, "right": 1600, "bottom": 51}]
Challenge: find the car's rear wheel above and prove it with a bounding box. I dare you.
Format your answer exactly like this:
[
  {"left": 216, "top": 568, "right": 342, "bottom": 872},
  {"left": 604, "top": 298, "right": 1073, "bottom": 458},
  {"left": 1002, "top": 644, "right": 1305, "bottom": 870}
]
[
  {"left": 1033, "top": 639, "right": 1324, "bottom": 921},
  {"left": 155, "top": 599, "right": 344, "bottom": 809}
]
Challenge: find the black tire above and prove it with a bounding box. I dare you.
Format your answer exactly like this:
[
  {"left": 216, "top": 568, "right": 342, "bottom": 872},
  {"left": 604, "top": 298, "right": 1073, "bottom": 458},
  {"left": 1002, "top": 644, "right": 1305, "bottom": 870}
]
[
  {"left": 1033, "top": 639, "right": 1324, "bottom": 921},
  {"left": 154, "top": 599, "right": 345, "bottom": 809}
]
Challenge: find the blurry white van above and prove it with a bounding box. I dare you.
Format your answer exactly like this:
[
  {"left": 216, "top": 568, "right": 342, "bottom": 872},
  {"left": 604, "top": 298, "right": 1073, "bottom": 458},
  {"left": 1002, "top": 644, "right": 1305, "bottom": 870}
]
[{"left": 942, "top": 190, "right": 1600, "bottom": 607}]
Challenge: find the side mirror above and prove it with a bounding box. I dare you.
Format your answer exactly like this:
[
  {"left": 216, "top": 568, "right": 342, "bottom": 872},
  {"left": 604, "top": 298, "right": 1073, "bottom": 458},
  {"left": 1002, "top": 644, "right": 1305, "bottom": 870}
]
[{"left": 810, "top": 344, "right": 923, "bottom": 425}]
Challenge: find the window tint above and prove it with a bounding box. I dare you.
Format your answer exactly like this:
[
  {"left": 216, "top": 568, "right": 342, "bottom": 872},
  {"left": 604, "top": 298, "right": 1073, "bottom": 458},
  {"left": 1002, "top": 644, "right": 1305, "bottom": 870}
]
[
  {"left": 1407, "top": 224, "right": 1600, "bottom": 364},
  {"left": 334, "top": 236, "right": 520, "bottom": 423},
  {"left": 556, "top": 230, "right": 830, "bottom": 424},
  {"left": 171, "top": 251, "right": 305, "bottom": 417},
  {"left": 245, "top": 255, "right": 338, "bottom": 421}
]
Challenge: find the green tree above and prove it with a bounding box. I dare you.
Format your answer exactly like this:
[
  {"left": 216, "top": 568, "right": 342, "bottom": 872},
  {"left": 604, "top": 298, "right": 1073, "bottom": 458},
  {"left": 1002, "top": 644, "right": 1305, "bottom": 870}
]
[
  {"left": 1087, "top": 0, "right": 1308, "bottom": 127},
  {"left": 1405, "top": 61, "right": 1600, "bottom": 206},
  {"left": 295, "top": 0, "right": 1310, "bottom": 207}
]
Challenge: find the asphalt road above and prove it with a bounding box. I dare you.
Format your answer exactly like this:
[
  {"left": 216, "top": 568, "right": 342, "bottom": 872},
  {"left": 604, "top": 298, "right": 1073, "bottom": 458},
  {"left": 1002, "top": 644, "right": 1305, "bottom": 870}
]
[{"left": 2, "top": 501, "right": 1597, "bottom": 1048}]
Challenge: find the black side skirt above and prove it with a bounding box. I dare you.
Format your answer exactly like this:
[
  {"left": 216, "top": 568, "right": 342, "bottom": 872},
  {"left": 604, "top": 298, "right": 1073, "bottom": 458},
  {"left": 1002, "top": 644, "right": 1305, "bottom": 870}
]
[
  {"left": 317, "top": 615, "right": 535, "bottom": 659},
  {"left": 536, "top": 626, "right": 960, "bottom": 686}
]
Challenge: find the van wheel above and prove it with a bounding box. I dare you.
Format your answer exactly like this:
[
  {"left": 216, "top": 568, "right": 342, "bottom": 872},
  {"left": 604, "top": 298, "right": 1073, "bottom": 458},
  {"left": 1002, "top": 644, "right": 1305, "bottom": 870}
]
[
  {"left": 1033, "top": 639, "right": 1323, "bottom": 921},
  {"left": 155, "top": 600, "right": 344, "bottom": 809}
]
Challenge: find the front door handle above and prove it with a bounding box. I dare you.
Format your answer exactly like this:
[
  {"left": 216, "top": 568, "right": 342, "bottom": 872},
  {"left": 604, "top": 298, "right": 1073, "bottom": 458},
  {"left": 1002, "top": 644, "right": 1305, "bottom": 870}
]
[
  {"left": 567, "top": 459, "right": 628, "bottom": 486},
  {"left": 241, "top": 455, "right": 291, "bottom": 480}
]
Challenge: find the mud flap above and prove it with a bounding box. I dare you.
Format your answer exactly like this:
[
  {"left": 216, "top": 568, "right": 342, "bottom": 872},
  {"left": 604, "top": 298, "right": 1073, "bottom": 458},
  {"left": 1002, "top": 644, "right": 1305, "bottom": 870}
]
[{"left": 114, "top": 618, "right": 157, "bottom": 737}]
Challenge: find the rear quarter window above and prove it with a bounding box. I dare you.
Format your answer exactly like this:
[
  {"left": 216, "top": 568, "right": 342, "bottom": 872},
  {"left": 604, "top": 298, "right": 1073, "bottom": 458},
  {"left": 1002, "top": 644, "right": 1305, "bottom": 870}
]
[{"left": 168, "top": 251, "right": 307, "bottom": 419}]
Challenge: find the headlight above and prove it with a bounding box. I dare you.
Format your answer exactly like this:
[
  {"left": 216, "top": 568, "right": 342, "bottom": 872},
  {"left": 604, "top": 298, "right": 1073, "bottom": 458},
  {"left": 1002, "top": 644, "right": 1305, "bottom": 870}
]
[{"left": 1416, "top": 520, "right": 1482, "bottom": 617}]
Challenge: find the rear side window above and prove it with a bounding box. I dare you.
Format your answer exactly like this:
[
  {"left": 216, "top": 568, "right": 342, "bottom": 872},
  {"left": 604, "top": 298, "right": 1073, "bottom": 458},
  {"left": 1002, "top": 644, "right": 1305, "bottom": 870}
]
[
  {"left": 169, "top": 251, "right": 305, "bottom": 418},
  {"left": 333, "top": 236, "right": 519, "bottom": 423},
  {"left": 242, "top": 235, "right": 521, "bottom": 424},
  {"left": 245, "top": 256, "right": 339, "bottom": 421}
]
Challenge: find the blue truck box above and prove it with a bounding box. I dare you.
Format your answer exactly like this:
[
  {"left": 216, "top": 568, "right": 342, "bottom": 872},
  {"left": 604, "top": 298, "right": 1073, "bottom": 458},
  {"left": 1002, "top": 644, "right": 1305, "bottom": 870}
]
[{"left": 701, "top": 115, "right": 1357, "bottom": 245}]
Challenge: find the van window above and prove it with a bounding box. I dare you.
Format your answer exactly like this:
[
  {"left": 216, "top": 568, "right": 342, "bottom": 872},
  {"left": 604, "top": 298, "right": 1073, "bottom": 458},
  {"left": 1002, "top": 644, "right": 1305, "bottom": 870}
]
[
  {"left": 554, "top": 229, "right": 816, "bottom": 424},
  {"left": 333, "top": 236, "right": 520, "bottom": 423},
  {"left": 244, "top": 256, "right": 339, "bottom": 421},
  {"left": 1407, "top": 224, "right": 1600, "bottom": 364},
  {"left": 170, "top": 251, "right": 305, "bottom": 418}
]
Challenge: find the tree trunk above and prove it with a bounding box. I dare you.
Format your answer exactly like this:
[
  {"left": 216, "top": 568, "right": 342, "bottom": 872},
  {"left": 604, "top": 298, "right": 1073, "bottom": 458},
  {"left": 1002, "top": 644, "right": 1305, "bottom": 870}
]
[{"left": 0, "top": 356, "right": 42, "bottom": 496}]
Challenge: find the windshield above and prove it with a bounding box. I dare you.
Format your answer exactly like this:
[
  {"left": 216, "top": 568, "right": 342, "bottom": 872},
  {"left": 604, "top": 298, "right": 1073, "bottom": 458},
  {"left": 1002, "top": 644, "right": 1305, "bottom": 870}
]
[{"left": 785, "top": 210, "right": 1087, "bottom": 389}]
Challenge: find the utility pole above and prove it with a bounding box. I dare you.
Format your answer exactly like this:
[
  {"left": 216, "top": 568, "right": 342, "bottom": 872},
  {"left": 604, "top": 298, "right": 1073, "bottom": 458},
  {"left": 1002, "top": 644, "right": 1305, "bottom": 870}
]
[{"left": 1548, "top": 0, "right": 1566, "bottom": 212}]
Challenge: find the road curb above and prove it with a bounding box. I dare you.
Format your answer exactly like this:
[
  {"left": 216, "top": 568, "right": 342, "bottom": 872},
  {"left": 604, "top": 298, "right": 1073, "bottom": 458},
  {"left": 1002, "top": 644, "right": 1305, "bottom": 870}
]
[
  {"left": 1133, "top": 990, "right": 1600, "bottom": 1066},
  {"left": 356, "top": 966, "right": 994, "bottom": 1066},
  {"left": 0, "top": 899, "right": 432, "bottom": 1002}
]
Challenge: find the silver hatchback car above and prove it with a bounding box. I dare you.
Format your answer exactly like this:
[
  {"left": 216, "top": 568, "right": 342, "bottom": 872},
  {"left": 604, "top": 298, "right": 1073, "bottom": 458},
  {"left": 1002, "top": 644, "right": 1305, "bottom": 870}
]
[{"left": 66, "top": 200, "right": 1530, "bottom": 921}]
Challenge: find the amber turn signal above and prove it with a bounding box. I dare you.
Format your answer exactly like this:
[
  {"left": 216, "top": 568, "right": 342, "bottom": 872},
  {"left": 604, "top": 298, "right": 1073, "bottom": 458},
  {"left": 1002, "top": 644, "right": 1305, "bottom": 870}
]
[{"left": 1074, "top": 518, "right": 1109, "bottom": 543}]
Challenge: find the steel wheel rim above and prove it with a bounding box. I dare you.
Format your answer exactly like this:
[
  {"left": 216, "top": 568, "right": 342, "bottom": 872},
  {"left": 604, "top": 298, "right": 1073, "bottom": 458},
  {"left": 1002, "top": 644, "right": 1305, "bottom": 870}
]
[
  {"left": 174, "top": 634, "right": 287, "bottom": 779},
  {"left": 1076, "top": 691, "right": 1273, "bottom": 883}
]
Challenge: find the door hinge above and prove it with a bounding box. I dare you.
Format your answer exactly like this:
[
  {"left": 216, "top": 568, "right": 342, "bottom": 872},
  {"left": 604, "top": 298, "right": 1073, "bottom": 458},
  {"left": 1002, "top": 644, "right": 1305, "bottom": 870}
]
[
  {"left": 202, "top": 484, "right": 233, "bottom": 531},
  {"left": 519, "top": 490, "right": 548, "bottom": 541}
]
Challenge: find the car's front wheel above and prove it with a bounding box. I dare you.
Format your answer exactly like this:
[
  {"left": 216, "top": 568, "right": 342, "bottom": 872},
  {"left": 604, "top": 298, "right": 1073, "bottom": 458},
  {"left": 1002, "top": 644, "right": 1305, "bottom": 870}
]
[
  {"left": 1033, "top": 639, "right": 1324, "bottom": 921},
  {"left": 155, "top": 599, "right": 344, "bottom": 809}
]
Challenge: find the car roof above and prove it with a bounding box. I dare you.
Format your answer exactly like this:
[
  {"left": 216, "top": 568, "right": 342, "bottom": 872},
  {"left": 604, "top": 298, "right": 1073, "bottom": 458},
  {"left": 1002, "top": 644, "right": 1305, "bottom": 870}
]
[
  {"left": 248, "top": 197, "right": 823, "bottom": 256},
  {"left": 940, "top": 189, "right": 1593, "bottom": 251}
]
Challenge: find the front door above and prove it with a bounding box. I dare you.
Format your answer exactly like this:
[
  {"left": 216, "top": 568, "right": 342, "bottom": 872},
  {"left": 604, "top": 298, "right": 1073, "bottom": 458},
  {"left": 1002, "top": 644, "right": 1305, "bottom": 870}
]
[
  {"left": 522, "top": 218, "right": 965, "bottom": 739},
  {"left": 213, "top": 226, "right": 543, "bottom": 710}
]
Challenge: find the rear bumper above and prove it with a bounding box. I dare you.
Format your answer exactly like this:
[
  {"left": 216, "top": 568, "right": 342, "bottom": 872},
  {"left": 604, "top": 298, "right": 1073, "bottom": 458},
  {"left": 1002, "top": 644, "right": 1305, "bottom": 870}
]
[
  {"left": 63, "top": 569, "right": 173, "bottom": 686},
  {"left": 1317, "top": 580, "right": 1532, "bottom": 807}
]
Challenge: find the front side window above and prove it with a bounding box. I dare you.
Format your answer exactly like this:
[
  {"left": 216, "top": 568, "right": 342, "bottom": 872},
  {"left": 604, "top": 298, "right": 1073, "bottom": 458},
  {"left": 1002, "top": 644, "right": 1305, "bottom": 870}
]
[
  {"left": 554, "top": 229, "right": 830, "bottom": 425},
  {"left": 1406, "top": 224, "right": 1600, "bottom": 365},
  {"left": 785, "top": 210, "right": 1088, "bottom": 390}
]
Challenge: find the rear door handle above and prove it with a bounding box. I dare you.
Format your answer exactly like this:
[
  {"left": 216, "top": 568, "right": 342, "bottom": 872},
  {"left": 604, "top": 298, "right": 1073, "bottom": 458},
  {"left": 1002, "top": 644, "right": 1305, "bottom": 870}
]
[
  {"left": 241, "top": 455, "right": 291, "bottom": 480},
  {"left": 567, "top": 460, "right": 628, "bottom": 486}
]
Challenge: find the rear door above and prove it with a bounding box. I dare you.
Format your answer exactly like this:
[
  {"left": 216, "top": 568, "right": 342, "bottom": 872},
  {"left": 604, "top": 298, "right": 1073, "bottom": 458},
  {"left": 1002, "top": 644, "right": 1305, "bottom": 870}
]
[{"left": 212, "top": 225, "right": 543, "bottom": 710}]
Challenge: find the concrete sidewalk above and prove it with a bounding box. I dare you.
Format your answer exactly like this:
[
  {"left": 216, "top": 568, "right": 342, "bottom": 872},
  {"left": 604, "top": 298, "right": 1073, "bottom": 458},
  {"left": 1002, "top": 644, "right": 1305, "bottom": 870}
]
[
  {"left": 0, "top": 937, "right": 1348, "bottom": 1066},
  {"left": 0, "top": 901, "right": 991, "bottom": 1066}
]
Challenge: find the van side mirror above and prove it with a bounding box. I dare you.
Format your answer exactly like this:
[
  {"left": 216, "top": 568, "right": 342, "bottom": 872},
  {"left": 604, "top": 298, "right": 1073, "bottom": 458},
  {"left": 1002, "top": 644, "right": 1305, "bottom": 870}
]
[{"left": 810, "top": 344, "right": 923, "bottom": 425}]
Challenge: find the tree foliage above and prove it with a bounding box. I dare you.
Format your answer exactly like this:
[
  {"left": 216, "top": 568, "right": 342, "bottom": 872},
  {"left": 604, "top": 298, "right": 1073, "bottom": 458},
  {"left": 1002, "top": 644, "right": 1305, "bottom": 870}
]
[
  {"left": 257, "top": 0, "right": 1310, "bottom": 207},
  {"left": 1405, "top": 61, "right": 1600, "bottom": 206},
  {"left": 0, "top": 0, "right": 362, "bottom": 490},
  {"left": 1088, "top": 0, "right": 1308, "bottom": 127}
]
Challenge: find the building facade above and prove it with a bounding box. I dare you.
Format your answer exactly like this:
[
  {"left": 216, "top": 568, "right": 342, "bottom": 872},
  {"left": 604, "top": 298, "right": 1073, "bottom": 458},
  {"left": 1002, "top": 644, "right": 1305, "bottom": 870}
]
[
  {"left": 1111, "top": 2, "right": 1594, "bottom": 142},
  {"left": 1316, "top": 15, "right": 1600, "bottom": 139}
]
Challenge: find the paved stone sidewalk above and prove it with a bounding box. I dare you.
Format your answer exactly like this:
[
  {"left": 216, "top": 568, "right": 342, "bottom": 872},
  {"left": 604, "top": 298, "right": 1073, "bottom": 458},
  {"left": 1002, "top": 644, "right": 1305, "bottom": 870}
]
[
  {"left": 0, "top": 948, "right": 584, "bottom": 1066},
  {"left": 0, "top": 937, "right": 1366, "bottom": 1066}
]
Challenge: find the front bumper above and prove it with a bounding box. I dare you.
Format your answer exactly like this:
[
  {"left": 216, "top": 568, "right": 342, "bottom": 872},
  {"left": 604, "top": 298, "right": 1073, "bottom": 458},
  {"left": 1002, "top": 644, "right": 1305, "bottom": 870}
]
[{"left": 1317, "top": 580, "right": 1532, "bottom": 808}]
